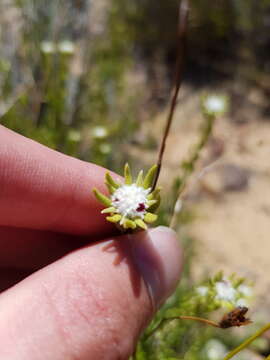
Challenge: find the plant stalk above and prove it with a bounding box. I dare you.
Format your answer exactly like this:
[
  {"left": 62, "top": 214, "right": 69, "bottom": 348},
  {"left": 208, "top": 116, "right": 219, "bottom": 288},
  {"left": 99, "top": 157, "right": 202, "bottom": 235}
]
[
  {"left": 223, "top": 323, "right": 270, "bottom": 360},
  {"left": 170, "top": 113, "right": 215, "bottom": 228},
  {"left": 145, "top": 315, "right": 220, "bottom": 340},
  {"left": 151, "top": 0, "right": 189, "bottom": 191}
]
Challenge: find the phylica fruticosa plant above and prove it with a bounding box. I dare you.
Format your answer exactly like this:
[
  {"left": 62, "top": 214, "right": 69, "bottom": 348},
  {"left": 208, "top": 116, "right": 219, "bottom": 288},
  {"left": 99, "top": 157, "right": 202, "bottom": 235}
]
[{"left": 93, "top": 163, "right": 161, "bottom": 230}]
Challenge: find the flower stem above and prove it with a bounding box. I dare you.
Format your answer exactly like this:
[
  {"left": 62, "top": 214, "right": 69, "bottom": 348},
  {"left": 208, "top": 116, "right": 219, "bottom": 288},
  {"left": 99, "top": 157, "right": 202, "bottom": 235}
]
[
  {"left": 170, "top": 113, "right": 215, "bottom": 229},
  {"left": 151, "top": 0, "right": 189, "bottom": 191},
  {"left": 145, "top": 315, "right": 220, "bottom": 340},
  {"left": 223, "top": 323, "right": 270, "bottom": 360}
]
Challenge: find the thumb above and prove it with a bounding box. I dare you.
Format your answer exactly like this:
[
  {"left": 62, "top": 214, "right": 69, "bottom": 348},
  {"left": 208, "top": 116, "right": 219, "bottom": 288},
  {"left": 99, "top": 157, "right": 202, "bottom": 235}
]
[{"left": 0, "top": 226, "right": 182, "bottom": 360}]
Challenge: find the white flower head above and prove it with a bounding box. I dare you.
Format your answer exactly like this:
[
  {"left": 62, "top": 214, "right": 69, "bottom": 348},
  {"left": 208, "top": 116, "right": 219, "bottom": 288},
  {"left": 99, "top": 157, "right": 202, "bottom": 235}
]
[
  {"left": 112, "top": 184, "right": 150, "bottom": 222},
  {"left": 205, "top": 339, "right": 227, "bottom": 360},
  {"left": 93, "top": 164, "right": 160, "bottom": 230},
  {"left": 215, "top": 280, "right": 236, "bottom": 302},
  {"left": 202, "top": 94, "right": 228, "bottom": 116},
  {"left": 41, "top": 41, "right": 56, "bottom": 54},
  {"left": 99, "top": 143, "right": 111, "bottom": 154},
  {"left": 92, "top": 126, "right": 108, "bottom": 139},
  {"left": 58, "top": 40, "right": 75, "bottom": 54}
]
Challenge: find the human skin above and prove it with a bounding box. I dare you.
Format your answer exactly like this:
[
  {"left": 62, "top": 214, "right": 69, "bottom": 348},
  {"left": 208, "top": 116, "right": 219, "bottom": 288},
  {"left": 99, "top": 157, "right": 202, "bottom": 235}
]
[{"left": 0, "top": 125, "right": 182, "bottom": 360}]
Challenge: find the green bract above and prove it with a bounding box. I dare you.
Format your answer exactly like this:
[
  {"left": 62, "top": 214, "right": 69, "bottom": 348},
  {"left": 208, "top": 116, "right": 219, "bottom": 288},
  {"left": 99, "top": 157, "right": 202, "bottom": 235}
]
[{"left": 93, "top": 163, "right": 161, "bottom": 231}]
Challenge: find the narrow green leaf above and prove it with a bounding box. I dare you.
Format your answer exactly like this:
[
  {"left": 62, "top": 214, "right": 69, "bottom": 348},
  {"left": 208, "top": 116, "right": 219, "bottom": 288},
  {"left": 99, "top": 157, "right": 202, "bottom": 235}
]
[
  {"left": 135, "top": 219, "right": 147, "bottom": 230},
  {"left": 147, "top": 187, "right": 161, "bottom": 200},
  {"left": 124, "top": 163, "right": 132, "bottom": 184},
  {"left": 123, "top": 219, "right": 136, "bottom": 229},
  {"left": 101, "top": 207, "right": 116, "bottom": 214},
  {"left": 106, "top": 214, "right": 121, "bottom": 223},
  {"left": 143, "top": 164, "right": 158, "bottom": 189},
  {"left": 148, "top": 196, "right": 160, "bottom": 212},
  {"left": 136, "top": 170, "right": 144, "bottom": 186},
  {"left": 105, "top": 172, "right": 121, "bottom": 188},
  {"left": 147, "top": 200, "right": 157, "bottom": 207},
  {"left": 144, "top": 212, "right": 158, "bottom": 223},
  {"left": 105, "top": 182, "right": 116, "bottom": 194},
  {"left": 93, "top": 188, "right": 111, "bottom": 207}
]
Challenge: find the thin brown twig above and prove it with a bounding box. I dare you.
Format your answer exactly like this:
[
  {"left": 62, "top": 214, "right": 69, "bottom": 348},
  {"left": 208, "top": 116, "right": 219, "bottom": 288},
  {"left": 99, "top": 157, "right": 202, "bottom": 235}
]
[{"left": 151, "top": 0, "right": 189, "bottom": 191}]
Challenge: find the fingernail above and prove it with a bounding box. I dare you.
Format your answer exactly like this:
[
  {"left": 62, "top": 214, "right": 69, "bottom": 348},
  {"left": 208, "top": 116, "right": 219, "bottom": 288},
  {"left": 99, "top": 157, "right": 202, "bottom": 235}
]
[{"left": 130, "top": 226, "right": 183, "bottom": 309}]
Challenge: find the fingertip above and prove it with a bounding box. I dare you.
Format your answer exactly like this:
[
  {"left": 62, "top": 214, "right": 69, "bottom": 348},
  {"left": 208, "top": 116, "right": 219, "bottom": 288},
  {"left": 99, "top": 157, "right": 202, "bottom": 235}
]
[{"left": 130, "top": 226, "right": 183, "bottom": 308}]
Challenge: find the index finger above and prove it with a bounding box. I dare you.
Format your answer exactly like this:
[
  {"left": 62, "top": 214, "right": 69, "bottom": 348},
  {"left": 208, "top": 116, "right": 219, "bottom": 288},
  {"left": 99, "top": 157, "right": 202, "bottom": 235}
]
[{"left": 0, "top": 125, "right": 121, "bottom": 236}]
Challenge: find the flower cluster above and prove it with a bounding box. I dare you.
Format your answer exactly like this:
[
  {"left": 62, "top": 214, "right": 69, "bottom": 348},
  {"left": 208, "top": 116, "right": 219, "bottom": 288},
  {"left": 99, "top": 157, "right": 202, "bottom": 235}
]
[
  {"left": 40, "top": 40, "right": 75, "bottom": 54},
  {"left": 196, "top": 272, "right": 253, "bottom": 309},
  {"left": 93, "top": 163, "right": 160, "bottom": 230}
]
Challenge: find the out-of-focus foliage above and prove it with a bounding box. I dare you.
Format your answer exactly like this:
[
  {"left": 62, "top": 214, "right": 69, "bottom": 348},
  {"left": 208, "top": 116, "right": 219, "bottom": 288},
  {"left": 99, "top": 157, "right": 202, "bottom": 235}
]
[{"left": 0, "top": 0, "right": 140, "bottom": 171}]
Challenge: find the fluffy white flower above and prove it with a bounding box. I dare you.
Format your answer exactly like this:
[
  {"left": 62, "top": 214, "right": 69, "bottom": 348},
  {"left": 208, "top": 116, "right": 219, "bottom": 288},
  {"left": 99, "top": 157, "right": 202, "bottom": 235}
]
[
  {"left": 203, "top": 95, "right": 227, "bottom": 115},
  {"left": 41, "top": 41, "right": 56, "bottom": 54},
  {"left": 205, "top": 339, "right": 227, "bottom": 360},
  {"left": 111, "top": 184, "right": 150, "bottom": 221},
  {"left": 215, "top": 280, "right": 236, "bottom": 302},
  {"left": 58, "top": 40, "right": 75, "bottom": 54},
  {"left": 92, "top": 126, "right": 108, "bottom": 139},
  {"left": 99, "top": 143, "right": 111, "bottom": 154}
]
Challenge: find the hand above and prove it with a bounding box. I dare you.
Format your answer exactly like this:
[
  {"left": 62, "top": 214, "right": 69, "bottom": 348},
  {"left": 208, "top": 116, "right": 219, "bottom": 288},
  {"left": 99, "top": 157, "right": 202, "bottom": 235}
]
[{"left": 0, "top": 125, "right": 182, "bottom": 360}]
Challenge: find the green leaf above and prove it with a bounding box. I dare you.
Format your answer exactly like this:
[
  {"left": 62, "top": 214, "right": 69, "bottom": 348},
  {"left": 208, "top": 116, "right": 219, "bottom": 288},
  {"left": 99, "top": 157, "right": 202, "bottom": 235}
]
[
  {"left": 124, "top": 163, "right": 132, "bottom": 184},
  {"left": 147, "top": 200, "right": 157, "bottom": 207},
  {"left": 148, "top": 195, "right": 161, "bottom": 212},
  {"left": 105, "top": 172, "right": 121, "bottom": 188},
  {"left": 93, "top": 188, "right": 111, "bottom": 207},
  {"left": 147, "top": 187, "right": 161, "bottom": 200},
  {"left": 136, "top": 170, "right": 144, "bottom": 186},
  {"left": 144, "top": 212, "right": 158, "bottom": 223},
  {"left": 105, "top": 182, "right": 116, "bottom": 194},
  {"left": 106, "top": 214, "right": 122, "bottom": 223},
  {"left": 135, "top": 219, "right": 147, "bottom": 230},
  {"left": 101, "top": 207, "right": 116, "bottom": 214},
  {"left": 123, "top": 219, "right": 136, "bottom": 229},
  {"left": 143, "top": 164, "right": 158, "bottom": 189}
]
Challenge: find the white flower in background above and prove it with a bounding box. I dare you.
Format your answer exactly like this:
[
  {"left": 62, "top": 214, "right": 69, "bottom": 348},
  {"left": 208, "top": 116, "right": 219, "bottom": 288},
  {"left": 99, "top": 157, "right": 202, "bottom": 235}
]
[
  {"left": 58, "top": 40, "right": 75, "bottom": 54},
  {"left": 238, "top": 284, "right": 252, "bottom": 297},
  {"left": 68, "top": 129, "right": 81, "bottom": 142},
  {"left": 174, "top": 199, "right": 182, "bottom": 214},
  {"left": 196, "top": 286, "right": 209, "bottom": 297},
  {"left": 99, "top": 143, "right": 111, "bottom": 154},
  {"left": 92, "top": 126, "right": 108, "bottom": 139},
  {"left": 204, "top": 339, "right": 228, "bottom": 360},
  {"left": 215, "top": 280, "right": 236, "bottom": 302},
  {"left": 203, "top": 94, "right": 228, "bottom": 116},
  {"left": 41, "top": 41, "right": 56, "bottom": 54}
]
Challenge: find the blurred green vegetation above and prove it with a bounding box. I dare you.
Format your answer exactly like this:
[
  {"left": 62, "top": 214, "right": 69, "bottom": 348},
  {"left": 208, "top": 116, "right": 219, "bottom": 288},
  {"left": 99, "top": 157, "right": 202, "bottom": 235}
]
[{"left": 1, "top": 0, "right": 269, "bottom": 358}]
